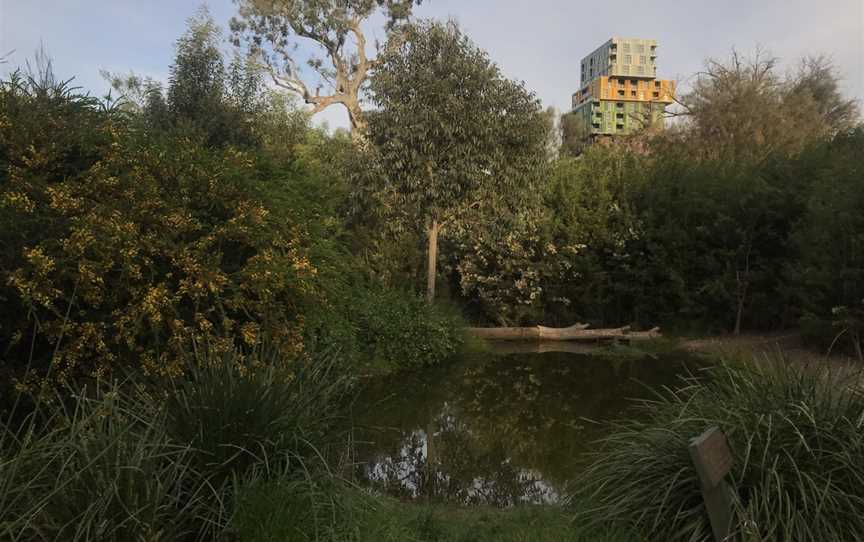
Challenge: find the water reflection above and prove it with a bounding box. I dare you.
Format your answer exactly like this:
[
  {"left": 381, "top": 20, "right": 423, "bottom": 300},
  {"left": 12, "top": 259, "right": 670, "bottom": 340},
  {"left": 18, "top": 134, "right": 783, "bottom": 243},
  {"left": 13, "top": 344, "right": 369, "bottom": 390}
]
[{"left": 351, "top": 347, "right": 698, "bottom": 506}]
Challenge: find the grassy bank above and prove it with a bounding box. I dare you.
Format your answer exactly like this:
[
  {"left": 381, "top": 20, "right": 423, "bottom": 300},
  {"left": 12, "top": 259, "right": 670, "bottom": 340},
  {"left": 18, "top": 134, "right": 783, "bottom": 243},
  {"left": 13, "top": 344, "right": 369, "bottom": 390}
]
[
  {"left": 233, "top": 480, "right": 632, "bottom": 542},
  {"left": 575, "top": 354, "right": 864, "bottom": 541}
]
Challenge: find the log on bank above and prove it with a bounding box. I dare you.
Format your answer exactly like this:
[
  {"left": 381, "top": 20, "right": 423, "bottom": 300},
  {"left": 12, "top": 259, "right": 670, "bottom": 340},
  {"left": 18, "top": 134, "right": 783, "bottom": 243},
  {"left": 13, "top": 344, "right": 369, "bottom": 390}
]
[{"left": 466, "top": 323, "right": 661, "bottom": 342}]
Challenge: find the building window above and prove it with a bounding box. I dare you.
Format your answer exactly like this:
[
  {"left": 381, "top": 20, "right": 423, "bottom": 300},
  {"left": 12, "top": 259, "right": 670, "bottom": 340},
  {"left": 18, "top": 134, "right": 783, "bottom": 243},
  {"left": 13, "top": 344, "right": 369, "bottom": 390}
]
[
  {"left": 623, "top": 43, "right": 631, "bottom": 53},
  {"left": 638, "top": 66, "right": 645, "bottom": 75},
  {"left": 616, "top": 113, "right": 624, "bottom": 119},
  {"left": 618, "top": 90, "right": 625, "bottom": 97},
  {"left": 616, "top": 102, "right": 624, "bottom": 108},
  {"left": 592, "top": 123, "right": 600, "bottom": 129},
  {"left": 616, "top": 124, "right": 624, "bottom": 130},
  {"left": 637, "top": 44, "right": 645, "bottom": 53},
  {"left": 625, "top": 54, "right": 632, "bottom": 64},
  {"left": 631, "top": 90, "right": 636, "bottom": 97},
  {"left": 655, "top": 80, "right": 661, "bottom": 87},
  {"left": 631, "top": 79, "right": 638, "bottom": 85},
  {"left": 652, "top": 91, "right": 660, "bottom": 98},
  {"left": 640, "top": 55, "right": 646, "bottom": 64}
]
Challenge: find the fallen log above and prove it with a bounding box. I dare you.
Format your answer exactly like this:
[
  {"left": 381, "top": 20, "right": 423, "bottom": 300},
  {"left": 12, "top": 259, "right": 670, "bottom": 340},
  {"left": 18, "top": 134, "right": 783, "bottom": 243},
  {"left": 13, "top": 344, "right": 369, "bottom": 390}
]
[
  {"left": 468, "top": 323, "right": 589, "bottom": 341},
  {"left": 466, "top": 323, "right": 661, "bottom": 342}
]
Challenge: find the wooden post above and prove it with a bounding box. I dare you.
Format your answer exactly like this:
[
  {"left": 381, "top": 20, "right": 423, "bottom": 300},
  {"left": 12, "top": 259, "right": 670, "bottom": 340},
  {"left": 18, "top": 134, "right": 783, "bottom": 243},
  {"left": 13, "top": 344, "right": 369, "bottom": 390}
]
[{"left": 689, "top": 427, "right": 734, "bottom": 542}]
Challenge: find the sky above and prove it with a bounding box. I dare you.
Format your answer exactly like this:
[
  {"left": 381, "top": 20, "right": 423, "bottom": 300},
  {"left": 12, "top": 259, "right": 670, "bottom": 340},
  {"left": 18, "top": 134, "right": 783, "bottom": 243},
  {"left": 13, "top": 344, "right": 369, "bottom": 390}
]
[{"left": 1, "top": 0, "right": 862, "bottom": 130}]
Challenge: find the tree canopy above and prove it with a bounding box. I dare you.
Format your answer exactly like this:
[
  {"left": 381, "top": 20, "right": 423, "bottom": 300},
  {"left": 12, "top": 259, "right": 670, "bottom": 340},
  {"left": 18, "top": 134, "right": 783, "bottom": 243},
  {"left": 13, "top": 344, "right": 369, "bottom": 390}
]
[{"left": 364, "top": 20, "right": 548, "bottom": 300}]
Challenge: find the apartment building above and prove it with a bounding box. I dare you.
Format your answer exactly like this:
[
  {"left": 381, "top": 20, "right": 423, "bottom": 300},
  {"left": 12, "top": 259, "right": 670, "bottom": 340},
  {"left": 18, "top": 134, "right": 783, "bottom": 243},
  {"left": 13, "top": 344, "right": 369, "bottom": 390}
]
[{"left": 570, "top": 37, "right": 675, "bottom": 138}]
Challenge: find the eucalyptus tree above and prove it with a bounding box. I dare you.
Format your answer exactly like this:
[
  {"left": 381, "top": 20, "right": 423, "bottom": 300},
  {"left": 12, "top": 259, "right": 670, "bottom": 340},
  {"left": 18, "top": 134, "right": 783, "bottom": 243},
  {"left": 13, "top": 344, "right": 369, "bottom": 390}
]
[
  {"left": 230, "top": 0, "right": 421, "bottom": 141},
  {"left": 366, "top": 20, "right": 548, "bottom": 302}
]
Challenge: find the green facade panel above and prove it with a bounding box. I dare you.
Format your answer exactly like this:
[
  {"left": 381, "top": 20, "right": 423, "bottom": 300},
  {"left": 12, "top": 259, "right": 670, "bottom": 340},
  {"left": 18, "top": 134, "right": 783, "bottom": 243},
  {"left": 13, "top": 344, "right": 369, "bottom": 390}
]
[{"left": 573, "top": 99, "right": 665, "bottom": 136}]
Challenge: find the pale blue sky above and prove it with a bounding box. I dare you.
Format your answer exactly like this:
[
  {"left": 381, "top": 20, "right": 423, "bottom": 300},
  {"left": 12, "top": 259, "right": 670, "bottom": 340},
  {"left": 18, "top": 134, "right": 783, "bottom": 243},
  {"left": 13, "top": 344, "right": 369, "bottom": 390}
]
[{"left": 2, "top": 0, "right": 862, "bottom": 129}]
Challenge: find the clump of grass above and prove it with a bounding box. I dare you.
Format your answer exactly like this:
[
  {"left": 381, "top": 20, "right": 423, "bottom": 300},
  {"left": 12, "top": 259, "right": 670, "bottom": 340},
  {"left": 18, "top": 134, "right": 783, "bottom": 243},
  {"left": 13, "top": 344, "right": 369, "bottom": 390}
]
[
  {"left": 164, "top": 343, "right": 352, "bottom": 490},
  {"left": 0, "top": 342, "right": 354, "bottom": 541},
  {"left": 574, "top": 355, "right": 864, "bottom": 541},
  {"left": 0, "top": 382, "right": 222, "bottom": 542}
]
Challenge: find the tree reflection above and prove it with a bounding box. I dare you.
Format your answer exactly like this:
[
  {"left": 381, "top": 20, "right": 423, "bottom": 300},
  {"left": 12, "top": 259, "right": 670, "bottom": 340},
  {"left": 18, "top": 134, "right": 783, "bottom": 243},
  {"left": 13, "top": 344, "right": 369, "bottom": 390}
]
[{"left": 352, "top": 350, "right": 697, "bottom": 505}]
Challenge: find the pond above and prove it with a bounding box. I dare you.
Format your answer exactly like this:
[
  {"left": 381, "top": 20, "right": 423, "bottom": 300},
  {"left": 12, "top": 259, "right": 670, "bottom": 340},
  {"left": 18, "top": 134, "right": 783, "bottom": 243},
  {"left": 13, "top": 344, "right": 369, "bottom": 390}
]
[{"left": 348, "top": 343, "right": 703, "bottom": 506}]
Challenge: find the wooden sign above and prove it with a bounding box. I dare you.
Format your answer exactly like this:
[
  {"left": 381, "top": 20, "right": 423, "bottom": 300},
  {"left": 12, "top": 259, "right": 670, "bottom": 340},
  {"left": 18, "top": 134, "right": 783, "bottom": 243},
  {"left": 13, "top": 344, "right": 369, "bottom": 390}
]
[
  {"left": 689, "top": 427, "right": 734, "bottom": 541},
  {"left": 689, "top": 426, "right": 733, "bottom": 489}
]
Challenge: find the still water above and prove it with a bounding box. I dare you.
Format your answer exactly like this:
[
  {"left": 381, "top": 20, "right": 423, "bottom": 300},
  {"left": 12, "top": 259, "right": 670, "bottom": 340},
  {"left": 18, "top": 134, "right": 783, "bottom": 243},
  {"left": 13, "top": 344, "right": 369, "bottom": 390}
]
[{"left": 349, "top": 344, "right": 701, "bottom": 506}]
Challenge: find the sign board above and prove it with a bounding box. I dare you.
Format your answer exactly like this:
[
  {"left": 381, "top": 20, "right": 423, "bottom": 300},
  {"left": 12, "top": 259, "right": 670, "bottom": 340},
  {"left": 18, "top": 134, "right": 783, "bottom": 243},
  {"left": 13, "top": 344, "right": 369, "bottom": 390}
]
[
  {"left": 689, "top": 426, "right": 734, "bottom": 541},
  {"left": 689, "top": 426, "right": 732, "bottom": 490}
]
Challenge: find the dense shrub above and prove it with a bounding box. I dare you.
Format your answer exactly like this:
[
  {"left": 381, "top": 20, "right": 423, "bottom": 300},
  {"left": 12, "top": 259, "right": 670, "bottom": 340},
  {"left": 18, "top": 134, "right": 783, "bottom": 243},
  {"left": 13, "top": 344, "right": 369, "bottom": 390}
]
[
  {"left": 1, "top": 71, "right": 316, "bottom": 382},
  {"left": 788, "top": 128, "right": 864, "bottom": 355},
  {"left": 575, "top": 358, "right": 864, "bottom": 541},
  {"left": 353, "top": 288, "right": 464, "bottom": 372}
]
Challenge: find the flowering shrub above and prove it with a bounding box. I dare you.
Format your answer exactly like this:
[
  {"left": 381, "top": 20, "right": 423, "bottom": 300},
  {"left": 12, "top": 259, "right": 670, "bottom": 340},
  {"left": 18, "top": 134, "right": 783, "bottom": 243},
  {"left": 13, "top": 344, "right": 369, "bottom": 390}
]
[{"left": 1, "top": 74, "right": 314, "bottom": 382}]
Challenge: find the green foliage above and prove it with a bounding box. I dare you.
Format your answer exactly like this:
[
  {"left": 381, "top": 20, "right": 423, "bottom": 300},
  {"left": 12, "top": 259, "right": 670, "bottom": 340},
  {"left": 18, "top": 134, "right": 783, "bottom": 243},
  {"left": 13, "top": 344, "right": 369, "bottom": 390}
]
[
  {"left": 364, "top": 19, "right": 548, "bottom": 299},
  {"left": 452, "top": 51, "right": 861, "bottom": 335},
  {"left": 0, "top": 382, "right": 223, "bottom": 541},
  {"left": 366, "top": 19, "right": 547, "bottom": 225},
  {"left": 540, "top": 148, "right": 645, "bottom": 326},
  {"left": 353, "top": 288, "right": 464, "bottom": 371},
  {"left": 106, "top": 8, "right": 273, "bottom": 148},
  {"left": 576, "top": 358, "right": 864, "bottom": 541},
  {"left": 450, "top": 207, "right": 552, "bottom": 325},
  {"left": 2, "top": 119, "right": 315, "bottom": 379},
  {"left": 0, "top": 343, "right": 352, "bottom": 541},
  {"left": 165, "top": 343, "right": 352, "bottom": 490},
  {"left": 788, "top": 128, "right": 864, "bottom": 354}
]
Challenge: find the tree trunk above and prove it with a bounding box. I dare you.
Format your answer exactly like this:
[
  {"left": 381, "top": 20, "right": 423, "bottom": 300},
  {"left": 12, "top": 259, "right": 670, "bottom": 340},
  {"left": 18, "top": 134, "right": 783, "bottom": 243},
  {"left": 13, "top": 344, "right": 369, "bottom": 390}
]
[
  {"left": 734, "top": 248, "right": 751, "bottom": 336},
  {"left": 734, "top": 293, "right": 745, "bottom": 336},
  {"left": 346, "top": 100, "right": 367, "bottom": 144},
  {"left": 426, "top": 220, "right": 439, "bottom": 303}
]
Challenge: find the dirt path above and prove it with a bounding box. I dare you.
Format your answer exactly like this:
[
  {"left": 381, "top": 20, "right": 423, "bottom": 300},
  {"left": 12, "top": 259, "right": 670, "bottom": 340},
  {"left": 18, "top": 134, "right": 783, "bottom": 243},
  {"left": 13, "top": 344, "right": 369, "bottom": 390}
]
[{"left": 681, "top": 331, "right": 861, "bottom": 375}]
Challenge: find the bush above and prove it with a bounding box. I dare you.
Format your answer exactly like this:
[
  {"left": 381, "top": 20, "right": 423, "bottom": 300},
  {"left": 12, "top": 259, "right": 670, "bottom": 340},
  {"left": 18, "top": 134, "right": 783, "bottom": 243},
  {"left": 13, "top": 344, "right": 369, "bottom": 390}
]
[
  {"left": 1, "top": 69, "right": 316, "bottom": 382},
  {"left": 0, "top": 382, "right": 222, "bottom": 541},
  {"left": 353, "top": 288, "right": 464, "bottom": 372},
  {"left": 575, "top": 357, "right": 864, "bottom": 541}
]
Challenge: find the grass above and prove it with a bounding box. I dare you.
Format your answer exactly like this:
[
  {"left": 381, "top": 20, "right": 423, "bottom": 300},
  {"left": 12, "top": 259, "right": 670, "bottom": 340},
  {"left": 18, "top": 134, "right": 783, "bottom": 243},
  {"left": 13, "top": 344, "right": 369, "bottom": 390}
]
[
  {"left": 0, "top": 381, "right": 222, "bottom": 541},
  {"left": 574, "top": 354, "right": 864, "bottom": 541},
  {"left": 164, "top": 342, "right": 351, "bottom": 490},
  {"left": 232, "top": 477, "right": 633, "bottom": 542},
  {"left": 0, "top": 343, "right": 352, "bottom": 541}
]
